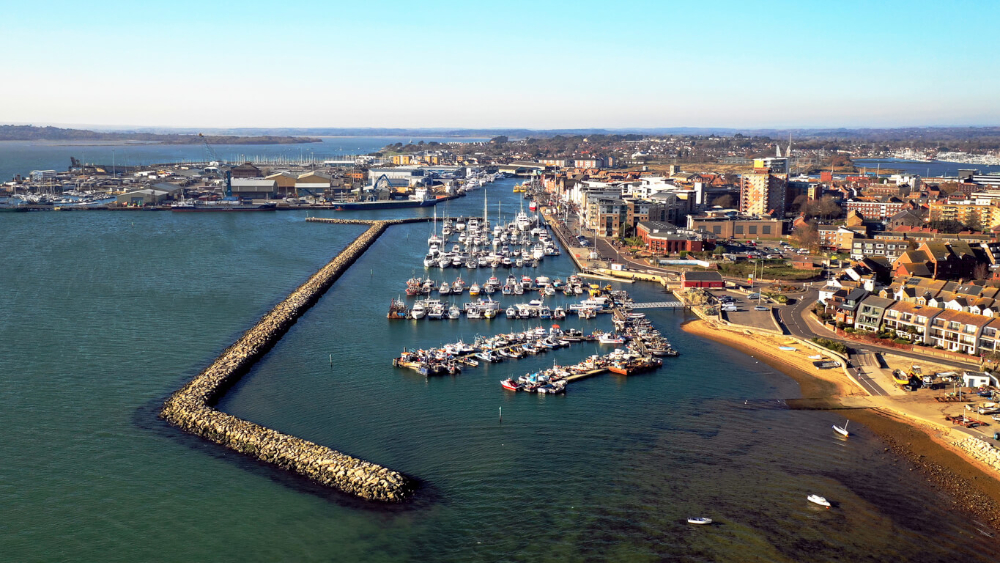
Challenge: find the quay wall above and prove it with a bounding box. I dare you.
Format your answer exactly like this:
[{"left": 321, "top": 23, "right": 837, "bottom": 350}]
[{"left": 161, "top": 218, "right": 413, "bottom": 502}]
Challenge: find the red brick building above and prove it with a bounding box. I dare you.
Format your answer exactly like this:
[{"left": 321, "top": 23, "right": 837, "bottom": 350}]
[
  {"left": 636, "top": 221, "right": 704, "bottom": 254},
  {"left": 681, "top": 271, "right": 724, "bottom": 288}
]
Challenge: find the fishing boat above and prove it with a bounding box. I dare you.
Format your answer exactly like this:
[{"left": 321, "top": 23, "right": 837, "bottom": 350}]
[
  {"left": 448, "top": 305, "right": 461, "bottom": 319},
  {"left": 506, "top": 306, "right": 518, "bottom": 319},
  {"left": 833, "top": 420, "right": 849, "bottom": 437},
  {"left": 439, "top": 282, "right": 451, "bottom": 295},
  {"left": 387, "top": 298, "right": 408, "bottom": 320},
  {"left": 553, "top": 306, "right": 566, "bottom": 320},
  {"left": 687, "top": 517, "right": 712, "bottom": 525},
  {"left": 469, "top": 283, "right": 481, "bottom": 296},
  {"left": 807, "top": 494, "right": 831, "bottom": 508}
]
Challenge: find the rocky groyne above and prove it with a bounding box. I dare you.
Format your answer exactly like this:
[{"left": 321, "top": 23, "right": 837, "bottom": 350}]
[{"left": 161, "top": 218, "right": 413, "bottom": 502}]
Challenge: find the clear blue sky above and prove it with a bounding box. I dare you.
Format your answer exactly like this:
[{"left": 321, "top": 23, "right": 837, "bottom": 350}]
[{"left": 2, "top": 0, "right": 998, "bottom": 129}]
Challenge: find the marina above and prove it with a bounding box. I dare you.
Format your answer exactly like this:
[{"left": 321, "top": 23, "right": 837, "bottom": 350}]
[
  {"left": 391, "top": 215, "right": 680, "bottom": 391},
  {"left": 6, "top": 180, "right": 998, "bottom": 561}
]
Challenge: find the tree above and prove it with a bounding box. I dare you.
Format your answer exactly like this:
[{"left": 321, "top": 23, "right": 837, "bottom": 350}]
[
  {"left": 793, "top": 219, "right": 819, "bottom": 251},
  {"left": 710, "top": 194, "right": 734, "bottom": 208},
  {"left": 790, "top": 194, "right": 809, "bottom": 213},
  {"left": 973, "top": 262, "right": 990, "bottom": 281}
]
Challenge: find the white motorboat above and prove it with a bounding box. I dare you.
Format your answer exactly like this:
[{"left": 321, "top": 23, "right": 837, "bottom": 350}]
[
  {"left": 448, "top": 305, "right": 461, "bottom": 319},
  {"left": 506, "top": 307, "right": 518, "bottom": 319},
  {"left": 439, "top": 282, "right": 451, "bottom": 295},
  {"left": 807, "top": 494, "right": 831, "bottom": 508},
  {"left": 832, "top": 421, "right": 849, "bottom": 437},
  {"left": 687, "top": 517, "right": 712, "bottom": 525},
  {"left": 410, "top": 302, "right": 427, "bottom": 320}
]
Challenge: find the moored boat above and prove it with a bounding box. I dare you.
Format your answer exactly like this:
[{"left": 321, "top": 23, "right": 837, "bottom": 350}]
[{"left": 807, "top": 494, "right": 831, "bottom": 508}]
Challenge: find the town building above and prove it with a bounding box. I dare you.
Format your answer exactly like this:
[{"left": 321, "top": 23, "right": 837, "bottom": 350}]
[
  {"left": 265, "top": 172, "right": 298, "bottom": 197},
  {"left": 230, "top": 178, "right": 277, "bottom": 200},
  {"left": 843, "top": 198, "right": 907, "bottom": 221},
  {"left": 925, "top": 309, "right": 991, "bottom": 355},
  {"left": 854, "top": 295, "right": 896, "bottom": 333},
  {"left": 680, "top": 271, "right": 724, "bottom": 289},
  {"left": 739, "top": 169, "right": 787, "bottom": 218},
  {"left": 230, "top": 162, "right": 263, "bottom": 179},
  {"left": 636, "top": 221, "right": 704, "bottom": 254},
  {"left": 850, "top": 237, "right": 910, "bottom": 261},
  {"left": 880, "top": 301, "right": 941, "bottom": 343},
  {"left": 686, "top": 214, "right": 783, "bottom": 240}
]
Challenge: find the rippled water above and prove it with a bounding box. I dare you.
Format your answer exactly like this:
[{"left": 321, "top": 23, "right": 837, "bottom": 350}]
[{"left": 1, "top": 180, "right": 996, "bottom": 561}]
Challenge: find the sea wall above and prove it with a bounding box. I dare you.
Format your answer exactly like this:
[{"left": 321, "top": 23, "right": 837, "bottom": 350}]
[
  {"left": 956, "top": 437, "right": 1000, "bottom": 473},
  {"left": 161, "top": 218, "right": 413, "bottom": 502}
]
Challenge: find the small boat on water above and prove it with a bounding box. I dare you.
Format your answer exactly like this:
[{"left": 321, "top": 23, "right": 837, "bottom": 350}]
[
  {"left": 833, "top": 420, "right": 849, "bottom": 437},
  {"left": 687, "top": 517, "right": 712, "bottom": 525},
  {"left": 501, "top": 378, "right": 520, "bottom": 391},
  {"left": 598, "top": 333, "right": 626, "bottom": 344},
  {"left": 807, "top": 494, "right": 831, "bottom": 508}
]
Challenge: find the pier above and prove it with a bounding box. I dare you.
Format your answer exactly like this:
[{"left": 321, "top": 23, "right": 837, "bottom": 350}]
[{"left": 161, "top": 218, "right": 416, "bottom": 502}]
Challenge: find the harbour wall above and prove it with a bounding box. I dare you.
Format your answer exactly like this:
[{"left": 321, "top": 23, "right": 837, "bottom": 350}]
[{"left": 161, "top": 218, "right": 415, "bottom": 502}]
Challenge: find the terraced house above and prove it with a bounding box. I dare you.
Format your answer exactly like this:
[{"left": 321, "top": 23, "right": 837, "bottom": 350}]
[
  {"left": 925, "top": 309, "right": 991, "bottom": 355},
  {"left": 854, "top": 295, "right": 896, "bottom": 333},
  {"left": 880, "top": 302, "right": 940, "bottom": 343}
]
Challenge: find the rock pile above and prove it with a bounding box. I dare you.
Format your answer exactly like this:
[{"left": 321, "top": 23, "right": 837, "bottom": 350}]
[
  {"left": 956, "top": 436, "right": 1000, "bottom": 473},
  {"left": 161, "top": 219, "right": 413, "bottom": 502}
]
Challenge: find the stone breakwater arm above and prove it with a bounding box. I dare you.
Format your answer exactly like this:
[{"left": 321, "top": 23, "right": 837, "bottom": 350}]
[{"left": 161, "top": 219, "right": 413, "bottom": 502}]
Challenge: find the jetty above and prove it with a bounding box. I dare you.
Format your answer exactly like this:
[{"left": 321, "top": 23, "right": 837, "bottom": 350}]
[{"left": 161, "top": 218, "right": 420, "bottom": 502}]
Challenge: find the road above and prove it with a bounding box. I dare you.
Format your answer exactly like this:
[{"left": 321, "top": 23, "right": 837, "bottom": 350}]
[{"left": 778, "top": 290, "right": 981, "bottom": 374}]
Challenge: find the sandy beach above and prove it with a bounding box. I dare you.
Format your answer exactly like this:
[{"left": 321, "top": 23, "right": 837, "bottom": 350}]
[{"left": 683, "top": 318, "right": 1000, "bottom": 530}]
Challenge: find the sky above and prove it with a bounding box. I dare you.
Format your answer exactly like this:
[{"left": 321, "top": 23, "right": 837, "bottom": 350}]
[{"left": 2, "top": 0, "right": 998, "bottom": 130}]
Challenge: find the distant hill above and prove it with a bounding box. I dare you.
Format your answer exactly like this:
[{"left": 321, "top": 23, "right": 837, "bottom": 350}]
[
  {"left": 99, "top": 125, "right": 1000, "bottom": 143},
  {"left": 0, "top": 125, "right": 321, "bottom": 145}
]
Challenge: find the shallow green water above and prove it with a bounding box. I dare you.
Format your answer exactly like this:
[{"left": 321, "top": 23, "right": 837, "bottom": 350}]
[{"left": 1, "top": 182, "right": 996, "bottom": 561}]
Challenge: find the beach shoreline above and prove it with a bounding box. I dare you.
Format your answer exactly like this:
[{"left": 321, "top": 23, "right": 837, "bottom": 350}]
[{"left": 682, "top": 318, "right": 1000, "bottom": 531}]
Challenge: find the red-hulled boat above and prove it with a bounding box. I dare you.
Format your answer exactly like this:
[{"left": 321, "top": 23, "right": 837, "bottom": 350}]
[{"left": 501, "top": 378, "right": 520, "bottom": 391}]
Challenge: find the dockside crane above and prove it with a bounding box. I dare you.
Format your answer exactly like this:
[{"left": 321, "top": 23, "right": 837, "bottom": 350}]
[{"left": 199, "top": 133, "right": 234, "bottom": 200}]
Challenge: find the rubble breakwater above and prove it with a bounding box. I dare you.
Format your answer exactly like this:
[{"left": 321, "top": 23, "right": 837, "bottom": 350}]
[{"left": 161, "top": 218, "right": 415, "bottom": 502}]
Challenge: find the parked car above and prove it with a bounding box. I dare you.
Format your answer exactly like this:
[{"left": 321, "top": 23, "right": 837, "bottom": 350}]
[{"left": 754, "top": 305, "right": 770, "bottom": 311}]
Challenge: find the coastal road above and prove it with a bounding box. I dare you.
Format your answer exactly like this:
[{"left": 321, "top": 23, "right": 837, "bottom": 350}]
[{"left": 779, "top": 290, "right": 981, "bottom": 374}]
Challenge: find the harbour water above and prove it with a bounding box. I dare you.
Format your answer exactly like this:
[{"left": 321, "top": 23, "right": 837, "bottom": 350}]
[
  {"left": 2, "top": 178, "right": 998, "bottom": 561},
  {"left": 0, "top": 136, "right": 487, "bottom": 183},
  {"left": 853, "top": 157, "right": 1000, "bottom": 177}
]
